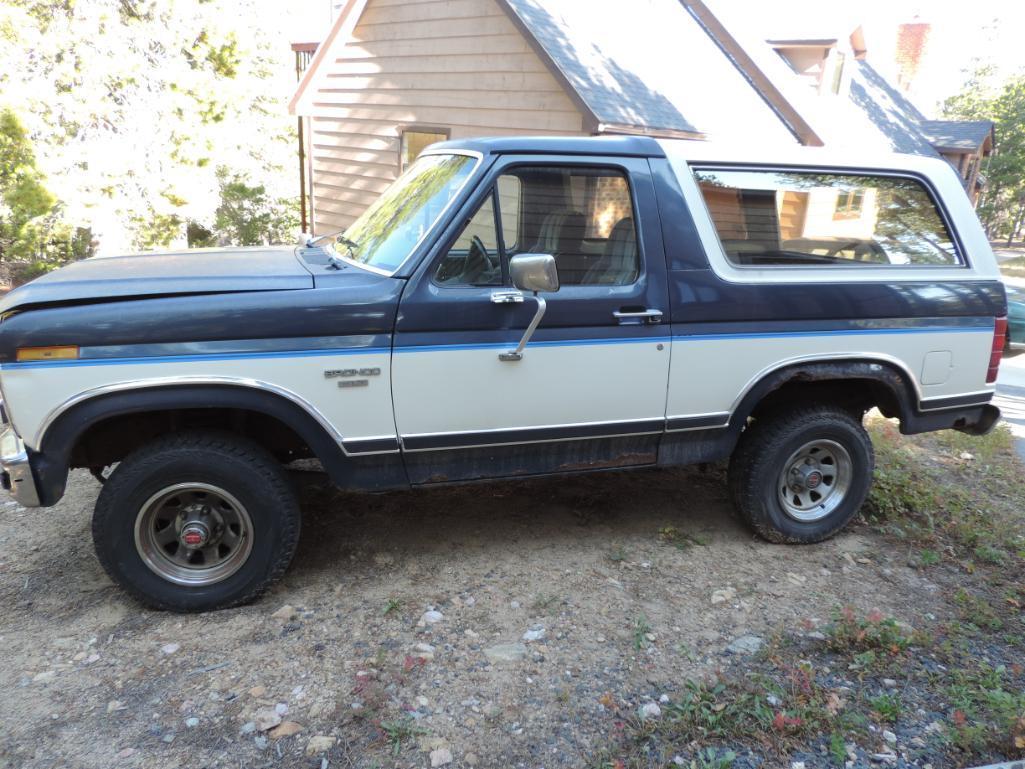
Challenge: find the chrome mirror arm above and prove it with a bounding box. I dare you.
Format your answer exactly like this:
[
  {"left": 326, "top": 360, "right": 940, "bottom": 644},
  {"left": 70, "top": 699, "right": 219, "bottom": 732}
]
[{"left": 499, "top": 293, "right": 546, "bottom": 362}]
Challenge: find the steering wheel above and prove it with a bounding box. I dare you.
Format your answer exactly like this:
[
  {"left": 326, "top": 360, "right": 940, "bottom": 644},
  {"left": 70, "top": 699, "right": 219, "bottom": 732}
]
[{"left": 462, "top": 235, "right": 498, "bottom": 283}]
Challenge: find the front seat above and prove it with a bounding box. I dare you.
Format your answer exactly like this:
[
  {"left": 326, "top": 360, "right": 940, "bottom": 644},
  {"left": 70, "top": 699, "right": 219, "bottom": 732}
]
[{"left": 582, "top": 217, "right": 638, "bottom": 285}]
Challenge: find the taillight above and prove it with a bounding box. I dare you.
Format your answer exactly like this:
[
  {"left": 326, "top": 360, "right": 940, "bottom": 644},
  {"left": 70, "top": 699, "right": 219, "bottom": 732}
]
[{"left": 986, "top": 317, "right": 1008, "bottom": 384}]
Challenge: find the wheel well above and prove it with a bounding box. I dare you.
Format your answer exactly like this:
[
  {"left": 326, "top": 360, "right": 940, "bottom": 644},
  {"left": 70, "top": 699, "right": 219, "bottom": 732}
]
[
  {"left": 749, "top": 378, "right": 901, "bottom": 423},
  {"left": 68, "top": 408, "right": 315, "bottom": 471},
  {"left": 739, "top": 360, "right": 915, "bottom": 430}
]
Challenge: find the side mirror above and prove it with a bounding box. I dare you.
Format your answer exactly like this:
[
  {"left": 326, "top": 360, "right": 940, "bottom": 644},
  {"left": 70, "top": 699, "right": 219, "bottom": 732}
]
[{"left": 509, "top": 253, "right": 559, "bottom": 294}]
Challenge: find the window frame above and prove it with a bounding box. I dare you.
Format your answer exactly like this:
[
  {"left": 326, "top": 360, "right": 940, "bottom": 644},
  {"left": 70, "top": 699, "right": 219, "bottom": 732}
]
[
  {"left": 688, "top": 163, "right": 969, "bottom": 275},
  {"left": 431, "top": 186, "right": 508, "bottom": 288},
  {"left": 429, "top": 160, "right": 644, "bottom": 290},
  {"left": 332, "top": 149, "right": 483, "bottom": 278},
  {"left": 398, "top": 125, "right": 451, "bottom": 173}
]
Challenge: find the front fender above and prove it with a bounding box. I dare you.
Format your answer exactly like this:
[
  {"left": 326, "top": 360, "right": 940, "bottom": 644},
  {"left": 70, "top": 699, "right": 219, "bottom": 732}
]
[{"left": 32, "top": 383, "right": 404, "bottom": 505}]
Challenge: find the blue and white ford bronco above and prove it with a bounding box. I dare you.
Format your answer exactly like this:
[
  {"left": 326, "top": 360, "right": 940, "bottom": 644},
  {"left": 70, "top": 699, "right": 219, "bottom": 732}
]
[{"left": 0, "top": 136, "right": 1007, "bottom": 611}]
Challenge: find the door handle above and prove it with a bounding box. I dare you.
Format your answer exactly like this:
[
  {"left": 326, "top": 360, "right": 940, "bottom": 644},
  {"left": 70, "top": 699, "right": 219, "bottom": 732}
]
[
  {"left": 490, "top": 290, "right": 524, "bottom": 304},
  {"left": 612, "top": 308, "right": 663, "bottom": 325}
]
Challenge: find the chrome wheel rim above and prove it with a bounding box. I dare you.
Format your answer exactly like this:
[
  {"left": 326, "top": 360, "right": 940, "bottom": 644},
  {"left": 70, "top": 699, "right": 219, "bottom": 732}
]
[
  {"left": 134, "top": 483, "right": 253, "bottom": 586},
  {"left": 777, "top": 439, "right": 853, "bottom": 522}
]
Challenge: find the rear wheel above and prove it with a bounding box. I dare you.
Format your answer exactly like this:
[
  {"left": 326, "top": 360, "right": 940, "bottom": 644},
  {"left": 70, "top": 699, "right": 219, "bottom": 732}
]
[
  {"left": 728, "top": 405, "right": 874, "bottom": 543},
  {"left": 92, "top": 431, "right": 300, "bottom": 611}
]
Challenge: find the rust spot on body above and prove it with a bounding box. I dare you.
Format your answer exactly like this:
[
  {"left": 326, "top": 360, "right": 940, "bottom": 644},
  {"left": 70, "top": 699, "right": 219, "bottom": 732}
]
[{"left": 556, "top": 452, "right": 655, "bottom": 472}]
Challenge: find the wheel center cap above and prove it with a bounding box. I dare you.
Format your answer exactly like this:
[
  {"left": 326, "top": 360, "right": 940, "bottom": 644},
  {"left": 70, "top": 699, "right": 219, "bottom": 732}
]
[
  {"left": 805, "top": 470, "right": 823, "bottom": 490},
  {"left": 180, "top": 523, "right": 210, "bottom": 549}
]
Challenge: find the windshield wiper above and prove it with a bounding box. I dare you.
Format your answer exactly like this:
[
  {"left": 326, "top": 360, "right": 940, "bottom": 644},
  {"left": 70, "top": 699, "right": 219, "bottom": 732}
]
[{"left": 305, "top": 231, "right": 360, "bottom": 269}]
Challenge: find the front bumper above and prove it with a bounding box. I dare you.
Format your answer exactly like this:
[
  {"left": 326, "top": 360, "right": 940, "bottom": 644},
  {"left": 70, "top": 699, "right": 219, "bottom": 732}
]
[{"left": 1, "top": 416, "right": 41, "bottom": 508}]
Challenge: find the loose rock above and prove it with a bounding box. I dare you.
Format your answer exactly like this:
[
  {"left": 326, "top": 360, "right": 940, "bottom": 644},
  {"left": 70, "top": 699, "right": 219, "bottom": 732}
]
[
  {"left": 711, "top": 587, "right": 736, "bottom": 605},
  {"left": 639, "top": 702, "right": 662, "bottom": 720},
  {"left": 484, "top": 643, "right": 528, "bottom": 662},
  {"left": 160, "top": 643, "right": 180, "bottom": 655},
  {"left": 418, "top": 610, "right": 444, "bottom": 626},
  {"left": 252, "top": 709, "right": 282, "bottom": 732},
  {"left": 522, "top": 627, "right": 545, "bottom": 642},
  {"left": 413, "top": 642, "right": 435, "bottom": 660},
  {"left": 726, "top": 635, "right": 764, "bottom": 655},
  {"left": 306, "top": 735, "right": 336, "bottom": 755},
  {"left": 271, "top": 605, "right": 297, "bottom": 622},
  {"left": 269, "top": 721, "right": 302, "bottom": 739},
  {"left": 430, "top": 747, "right": 454, "bottom": 767}
]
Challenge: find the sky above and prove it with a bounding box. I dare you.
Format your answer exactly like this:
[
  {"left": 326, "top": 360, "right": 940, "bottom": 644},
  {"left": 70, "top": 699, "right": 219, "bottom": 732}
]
[{"left": 279, "top": 0, "right": 1025, "bottom": 118}]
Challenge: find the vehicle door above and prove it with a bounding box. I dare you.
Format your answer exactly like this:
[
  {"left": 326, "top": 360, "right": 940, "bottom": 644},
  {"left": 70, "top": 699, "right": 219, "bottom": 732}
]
[{"left": 391, "top": 155, "right": 672, "bottom": 483}]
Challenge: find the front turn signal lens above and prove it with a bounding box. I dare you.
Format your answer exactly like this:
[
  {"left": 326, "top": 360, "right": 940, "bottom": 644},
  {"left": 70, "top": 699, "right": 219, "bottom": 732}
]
[{"left": 16, "top": 345, "right": 79, "bottom": 362}]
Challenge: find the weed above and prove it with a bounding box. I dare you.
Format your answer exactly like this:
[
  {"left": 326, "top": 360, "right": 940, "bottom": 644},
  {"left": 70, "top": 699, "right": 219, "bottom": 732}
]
[
  {"left": 677, "top": 642, "right": 698, "bottom": 663},
  {"left": 828, "top": 731, "right": 847, "bottom": 765},
  {"left": 606, "top": 546, "right": 628, "bottom": 563},
  {"left": 690, "top": 746, "right": 737, "bottom": 769},
  {"left": 916, "top": 548, "right": 940, "bottom": 567},
  {"left": 383, "top": 598, "right": 401, "bottom": 616},
  {"left": 633, "top": 614, "right": 652, "bottom": 650},
  {"left": 659, "top": 525, "right": 709, "bottom": 549},
  {"left": 379, "top": 716, "right": 426, "bottom": 756},
  {"left": 531, "top": 593, "right": 560, "bottom": 615},
  {"left": 868, "top": 693, "right": 901, "bottom": 723},
  {"left": 825, "top": 606, "right": 911, "bottom": 655},
  {"left": 954, "top": 588, "right": 1004, "bottom": 631},
  {"left": 974, "top": 544, "right": 1005, "bottom": 565}
]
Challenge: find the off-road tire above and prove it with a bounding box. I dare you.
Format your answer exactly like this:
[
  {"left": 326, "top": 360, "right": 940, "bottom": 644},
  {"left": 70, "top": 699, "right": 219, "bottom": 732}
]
[
  {"left": 92, "top": 431, "right": 300, "bottom": 611},
  {"left": 728, "top": 405, "right": 874, "bottom": 544}
]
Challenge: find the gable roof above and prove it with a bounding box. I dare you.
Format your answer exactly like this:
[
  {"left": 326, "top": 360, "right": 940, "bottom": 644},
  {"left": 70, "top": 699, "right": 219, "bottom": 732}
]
[
  {"left": 846, "top": 60, "right": 939, "bottom": 157},
  {"left": 497, "top": 0, "right": 698, "bottom": 135},
  {"left": 292, "top": 0, "right": 807, "bottom": 145},
  {"left": 290, "top": 0, "right": 962, "bottom": 160},
  {"left": 920, "top": 119, "right": 995, "bottom": 152}
]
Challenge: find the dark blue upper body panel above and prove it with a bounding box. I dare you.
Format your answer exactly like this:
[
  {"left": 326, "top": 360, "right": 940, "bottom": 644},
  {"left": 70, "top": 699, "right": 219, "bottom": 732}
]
[
  {"left": 0, "top": 266, "right": 402, "bottom": 362},
  {"left": 0, "top": 144, "right": 1006, "bottom": 365},
  {"left": 0, "top": 247, "right": 314, "bottom": 314},
  {"left": 427, "top": 135, "right": 667, "bottom": 159}
]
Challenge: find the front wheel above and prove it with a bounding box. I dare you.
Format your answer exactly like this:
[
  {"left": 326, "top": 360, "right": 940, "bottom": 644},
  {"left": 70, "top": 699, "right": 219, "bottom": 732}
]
[
  {"left": 92, "top": 431, "right": 301, "bottom": 611},
  {"left": 728, "top": 406, "right": 874, "bottom": 543}
]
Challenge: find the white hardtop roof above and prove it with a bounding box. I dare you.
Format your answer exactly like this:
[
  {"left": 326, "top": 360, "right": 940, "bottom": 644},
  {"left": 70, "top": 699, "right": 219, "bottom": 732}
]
[{"left": 657, "top": 139, "right": 954, "bottom": 178}]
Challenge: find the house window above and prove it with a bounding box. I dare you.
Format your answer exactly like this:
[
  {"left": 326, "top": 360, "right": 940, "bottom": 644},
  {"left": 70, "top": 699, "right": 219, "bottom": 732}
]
[
  {"left": 400, "top": 128, "right": 449, "bottom": 173},
  {"left": 695, "top": 168, "right": 962, "bottom": 267},
  {"left": 834, "top": 189, "right": 864, "bottom": 219}
]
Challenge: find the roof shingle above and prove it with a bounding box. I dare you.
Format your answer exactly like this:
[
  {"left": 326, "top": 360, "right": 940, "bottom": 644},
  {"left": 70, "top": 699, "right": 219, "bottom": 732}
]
[{"left": 919, "top": 120, "right": 995, "bottom": 151}]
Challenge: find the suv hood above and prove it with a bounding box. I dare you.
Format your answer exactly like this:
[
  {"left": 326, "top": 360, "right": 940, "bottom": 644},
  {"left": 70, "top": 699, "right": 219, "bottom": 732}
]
[{"left": 0, "top": 247, "right": 313, "bottom": 313}]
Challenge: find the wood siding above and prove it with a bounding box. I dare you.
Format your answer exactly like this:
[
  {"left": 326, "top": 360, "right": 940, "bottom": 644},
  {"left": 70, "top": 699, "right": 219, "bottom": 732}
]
[{"left": 306, "top": 0, "right": 586, "bottom": 233}]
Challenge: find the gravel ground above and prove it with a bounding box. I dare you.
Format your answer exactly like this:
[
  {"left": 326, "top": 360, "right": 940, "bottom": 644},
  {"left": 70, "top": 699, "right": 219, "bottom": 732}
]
[{"left": 0, "top": 464, "right": 1002, "bottom": 769}]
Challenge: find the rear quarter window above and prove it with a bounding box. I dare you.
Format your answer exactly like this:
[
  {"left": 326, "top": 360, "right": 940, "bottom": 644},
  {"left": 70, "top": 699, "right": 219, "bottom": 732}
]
[{"left": 693, "top": 168, "right": 963, "bottom": 268}]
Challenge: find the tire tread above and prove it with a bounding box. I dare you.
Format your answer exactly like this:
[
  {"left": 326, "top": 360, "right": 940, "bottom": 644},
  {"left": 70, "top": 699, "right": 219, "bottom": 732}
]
[
  {"left": 728, "top": 405, "right": 874, "bottom": 544},
  {"left": 92, "top": 430, "right": 300, "bottom": 611}
]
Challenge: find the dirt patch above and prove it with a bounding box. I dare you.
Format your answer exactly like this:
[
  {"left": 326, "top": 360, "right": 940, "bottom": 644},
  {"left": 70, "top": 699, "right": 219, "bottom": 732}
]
[{"left": 0, "top": 419, "right": 1022, "bottom": 769}]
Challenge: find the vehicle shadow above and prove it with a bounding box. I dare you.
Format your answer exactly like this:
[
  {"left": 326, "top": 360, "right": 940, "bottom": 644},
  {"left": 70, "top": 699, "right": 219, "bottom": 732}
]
[{"left": 288, "top": 463, "right": 753, "bottom": 581}]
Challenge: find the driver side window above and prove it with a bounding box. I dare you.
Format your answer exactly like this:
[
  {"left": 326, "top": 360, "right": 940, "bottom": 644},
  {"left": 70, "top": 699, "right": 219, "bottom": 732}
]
[{"left": 434, "top": 193, "right": 502, "bottom": 286}]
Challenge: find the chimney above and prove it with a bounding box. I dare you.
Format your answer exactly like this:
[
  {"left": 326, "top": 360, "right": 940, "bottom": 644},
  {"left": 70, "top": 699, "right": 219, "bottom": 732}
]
[{"left": 894, "top": 21, "right": 930, "bottom": 92}]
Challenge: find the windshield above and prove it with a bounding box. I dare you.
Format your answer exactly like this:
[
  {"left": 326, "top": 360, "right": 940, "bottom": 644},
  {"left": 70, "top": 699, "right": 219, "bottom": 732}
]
[{"left": 333, "top": 153, "right": 478, "bottom": 273}]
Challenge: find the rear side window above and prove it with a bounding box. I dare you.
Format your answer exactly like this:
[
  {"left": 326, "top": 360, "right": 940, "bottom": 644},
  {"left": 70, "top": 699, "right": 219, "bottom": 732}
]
[{"left": 694, "top": 168, "right": 962, "bottom": 268}]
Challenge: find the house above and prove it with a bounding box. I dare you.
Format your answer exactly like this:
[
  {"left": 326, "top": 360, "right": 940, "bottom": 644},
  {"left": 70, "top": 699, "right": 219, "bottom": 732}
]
[{"left": 289, "top": 0, "right": 994, "bottom": 235}]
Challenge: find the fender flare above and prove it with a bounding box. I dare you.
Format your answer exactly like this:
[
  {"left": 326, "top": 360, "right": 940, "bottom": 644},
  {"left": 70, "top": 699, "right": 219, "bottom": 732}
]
[
  {"left": 729, "top": 357, "right": 919, "bottom": 429},
  {"left": 32, "top": 383, "right": 357, "bottom": 506}
]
